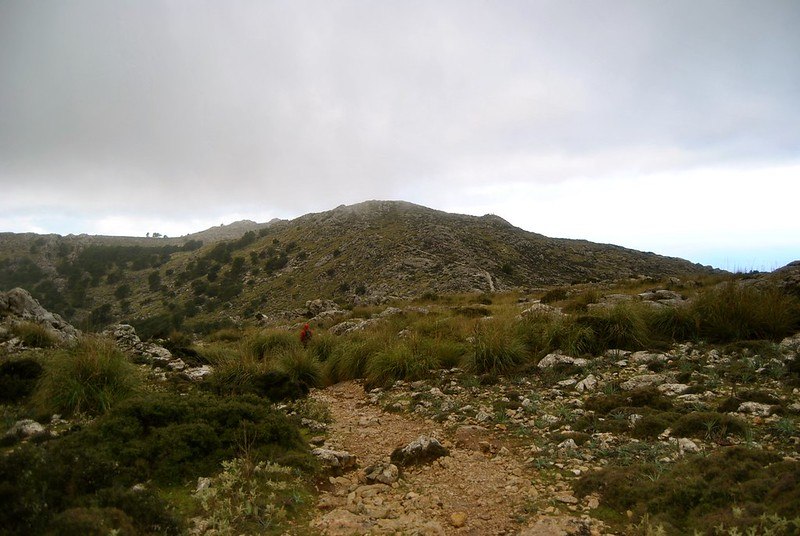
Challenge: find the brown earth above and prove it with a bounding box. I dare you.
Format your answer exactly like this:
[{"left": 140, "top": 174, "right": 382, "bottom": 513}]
[{"left": 309, "top": 381, "right": 603, "bottom": 535}]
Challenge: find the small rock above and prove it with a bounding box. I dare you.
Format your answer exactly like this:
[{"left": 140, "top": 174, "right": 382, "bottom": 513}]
[
  {"left": 364, "top": 463, "right": 399, "bottom": 485},
  {"left": 657, "top": 383, "right": 689, "bottom": 396},
  {"left": 676, "top": 437, "right": 700, "bottom": 454},
  {"left": 312, "top": 448, "right": 357, "bottom": 474},
  {"left": 390, "top": 435, "right": 449, "bottom": 467},
  {"left": 450, "top": 511, "right": 468, "bottom": 528},
  {"left": 4, "top": 419, "right": 46, "bottom": 441},
  {"left": 575, "top": 374, "right": 598, "bottom": 392},
  {"left": 620, "top": 373, "right": 671, "bottom": 391},
  {"left": 538, "top": 352, "right": 589, "bottom": 369},
  {"left": 738, "top": 401, "right": 773, "bottom": 417}
]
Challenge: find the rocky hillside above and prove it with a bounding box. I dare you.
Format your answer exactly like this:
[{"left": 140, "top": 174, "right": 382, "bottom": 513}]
[{"left": 0, "top": 200, "right": 717, "bottom": 329}]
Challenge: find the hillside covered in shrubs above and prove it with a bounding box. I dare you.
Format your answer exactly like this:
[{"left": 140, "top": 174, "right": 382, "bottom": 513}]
[
  {"left": 1, "top": 260, "right": 800, "bottom": 534},
  {"left": 0, "top": 201, "right": 716, "bottom": 336}
]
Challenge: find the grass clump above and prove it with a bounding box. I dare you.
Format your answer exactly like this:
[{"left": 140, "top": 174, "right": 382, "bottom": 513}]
[
  {"left": 323, "top": 336, "right": 382, "bottom": 384},
  {"left": 11, "top": 321, "right": 59, "bottom": 348},
  {"left": 274, "top": 347, "right": 322, "bottom": 391},
  {"left": 203, "top": 346, "right": 310, "bottom": 402},
  {"left": 365, "top": 338, "right": 441, "bottom": 388},
  {"left": 33, "top": 336, "right": 139, "bottom": 416},
  {"left": 466, "top": 318, "right": 527, "bottom": 375},
  {"left": 307, "top": 331, "right": 338, "bottom": 362},
  {"left": 692, "top": 282, "right": 800, "bottom": 343},
  {"left": 244, "top": 329, "right": 300, "bottom": 360}
]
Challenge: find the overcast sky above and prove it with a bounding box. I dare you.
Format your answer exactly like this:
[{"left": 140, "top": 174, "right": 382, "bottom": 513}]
[{"left": 1, "top": 1, "right": 798, "bottom": 271}]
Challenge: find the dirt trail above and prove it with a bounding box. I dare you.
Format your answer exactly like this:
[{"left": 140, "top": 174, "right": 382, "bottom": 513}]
[{"left": 309, "top": 381, "right": 597, "bottom": 535}]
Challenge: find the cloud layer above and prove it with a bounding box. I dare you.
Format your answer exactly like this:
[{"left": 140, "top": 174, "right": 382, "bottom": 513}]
[{"left": 1, "top": 1, "right": 799, "bottom": 269}]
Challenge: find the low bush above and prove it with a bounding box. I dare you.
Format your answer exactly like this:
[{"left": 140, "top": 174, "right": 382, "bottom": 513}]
[
  {"left": 195, "top": 458, "right": 309, "bottom": 535},
  {"left": 575, "top": 447, "right": 800, "bottom": 535},
  {"left": 33, "top": 336, "right": 140, "bottom": 416},
  {"left": 585, "top": 388, "right": 674, "bottom": 415},
  {"left": 671, "top": 411, "right": 748, "bottom": 440},
  {"left": 0, "top": 391, "right": 311, "bottom": 535},
  {"left": 0, "top": 357, "right": 43, "bottom": 403},
  {"left": 46, "top": 507, "right": 137, "bottom": 536},
  {"left": 541, "top": 287, "right": 568, "bottom": 304}
]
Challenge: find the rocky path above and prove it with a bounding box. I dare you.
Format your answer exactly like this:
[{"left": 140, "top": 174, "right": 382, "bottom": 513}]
[{"left": 309, "top": 381, "right": 598, "bottom": 535}]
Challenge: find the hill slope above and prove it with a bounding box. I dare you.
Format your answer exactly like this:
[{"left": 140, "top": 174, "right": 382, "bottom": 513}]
[{"left": 0, "top": 200, "right": 715, "bottom": 328}]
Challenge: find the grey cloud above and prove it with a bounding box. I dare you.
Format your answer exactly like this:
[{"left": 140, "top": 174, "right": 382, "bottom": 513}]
[{"left": 1, "top": 0, "right": 799, "bottom": 220}]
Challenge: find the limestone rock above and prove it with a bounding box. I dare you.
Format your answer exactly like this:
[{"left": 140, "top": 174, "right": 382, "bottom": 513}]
[
  {"left": 364, "top": 462, "right": 399, "bottom": 485},
  {"left": 4, "top": 419, "right": 46, "bottom": 441},
  {"left": 537, "top": 352, "right": 589, "bottom": 369},
  {"left": 103, "top": 324, "right": 191, "bottom": 373},
  {"left": 657, "top": 383, "right": 690, "bottom": 396},
  {"left": 620, "top": 373, "right": 672, "bottom": 391},
  {"left": 575, "top": 374, "right": 598, "bottom": 392},
  {"left": 312, "top": 448, "right": 357, "bottom": 474},
  {"left": 449, "top": 511, "right": 468, "bottom": 528},
  {"left": 0, "top": 288, "right": 79, "bottom": 344},
  {"left": 737, "top": 401, "right": 773, "bottom": 417},
  {"left": 307, "top": 299, "right": 343, "bottom": 317},
  {"left": 390, "top": 435, "right": 449, "bottom": 467}
]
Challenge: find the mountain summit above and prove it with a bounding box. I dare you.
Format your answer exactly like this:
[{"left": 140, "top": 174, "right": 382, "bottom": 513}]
[{"left": 1, "top": 200, "right": 715, "bottom": 324}]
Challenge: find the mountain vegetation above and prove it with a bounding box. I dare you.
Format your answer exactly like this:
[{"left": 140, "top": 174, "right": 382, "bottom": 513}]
[
  {"left": 2, "top": 201, "right": 798, "bottom": 535},
  {"left": 0, "top": 201, "right": 715, "bottom": 334}
]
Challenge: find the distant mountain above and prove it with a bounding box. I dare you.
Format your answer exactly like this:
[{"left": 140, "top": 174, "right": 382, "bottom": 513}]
[{"left": 0, "top": 200, "right": 718, "bottom": 329}]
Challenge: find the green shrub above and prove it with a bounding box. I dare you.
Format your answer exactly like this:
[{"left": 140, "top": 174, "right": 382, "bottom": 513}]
[
  {"left": 0, "top": 357, "right": 43, "bottom": 403},
  {"left": 46, "top": 507, "right": 136, "bottom": 536},
  {"left": 575, "top": 447, "right": 799, "bottom": 535},
  {"left": 195, "top": 458, "right": 309, "bottom": 535},
  {"left": 466, "top": 319, "right": 527, "bottom": 375},
  {"left": 671, "top": 411, "right": 748, "bottom": 440},
  {"left": 11, "top": 321, "right": 58, "bottom": 348},
  {"left": 692, "top": 282, "right": 800, "bottom": 343},
  {"left": 585, "top": 388, "right": 674, "bottom": 415},
  {"left": 33, "top": 336, "right": 139, "bottom": 416},
  {"left": 0, "top": 392, "right": 311, "bottom": 535},
  {"left": 631, "top": 412, "right": 681, "bottom": 439}
]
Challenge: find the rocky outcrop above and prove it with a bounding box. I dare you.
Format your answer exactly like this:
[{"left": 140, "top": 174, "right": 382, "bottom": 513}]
[
  {"left": 102, "top": 324, "right": 212, "bottom": 381},
  {"left": 0, "top": 287, "right": 79, "bottom": 344}
]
